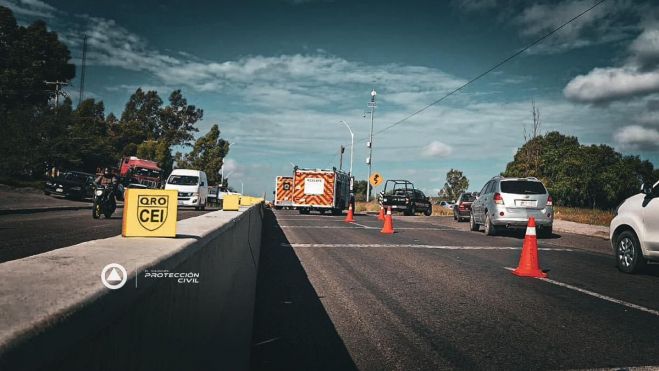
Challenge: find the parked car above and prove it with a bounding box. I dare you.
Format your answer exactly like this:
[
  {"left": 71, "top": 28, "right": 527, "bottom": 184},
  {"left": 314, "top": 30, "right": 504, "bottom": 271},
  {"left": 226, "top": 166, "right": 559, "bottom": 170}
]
[
  {"left": 44, "top": 171, "right": 95, "bottom": 200},
  {"left": 379, "top": 180, "right": 432, "bottom": 216},
  {"left": 609, "top": 181, "right": 659, "bottom": 273},
  {"left": 470, "top": 176, "right": 553, "bottom": 237},
  {"left": 453, "top": 192, "right": 477, "bottom": 222},
  {"left": 438, "top": 201, "right": 455, "bottom": 209},
  {"left": 165, "top": 169, "right": 209, "bottom": 210}
]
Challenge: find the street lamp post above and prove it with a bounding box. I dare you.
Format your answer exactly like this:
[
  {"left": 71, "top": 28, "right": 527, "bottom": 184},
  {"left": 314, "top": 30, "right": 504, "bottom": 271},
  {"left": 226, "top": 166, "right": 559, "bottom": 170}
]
[
  {"left": 339, "top": 120, "right": 354, "bottom": 201},
  {"left": 366, "top": 89, "right": 376, "bottom": 202}
]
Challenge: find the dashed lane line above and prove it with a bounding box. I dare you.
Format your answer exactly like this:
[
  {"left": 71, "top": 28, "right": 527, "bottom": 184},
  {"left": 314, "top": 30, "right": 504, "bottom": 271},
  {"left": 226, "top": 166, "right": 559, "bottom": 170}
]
[
  {"left": 503, "top": 267, "right": 659, "bottom": 318},
  {"left": 278, "top": 224, "right": 455, "bottom": 231},
  {"left": 282, "top": 243, "right": 573, "bottom": 252}
]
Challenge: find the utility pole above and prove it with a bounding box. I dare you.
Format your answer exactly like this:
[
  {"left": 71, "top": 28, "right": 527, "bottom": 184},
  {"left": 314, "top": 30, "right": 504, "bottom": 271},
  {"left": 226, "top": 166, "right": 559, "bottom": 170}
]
[
  {"left": 366, "top": 88, "right": 377, "bottom": 202},
  {"left": 78, "top": 35, "right": 88, "bottom": 107},
  {"left": 44, "top": 81, "right": 69, "bottom": 108},
  {"left": 339, "top": 145, "right": 345, "bottom": 171}
]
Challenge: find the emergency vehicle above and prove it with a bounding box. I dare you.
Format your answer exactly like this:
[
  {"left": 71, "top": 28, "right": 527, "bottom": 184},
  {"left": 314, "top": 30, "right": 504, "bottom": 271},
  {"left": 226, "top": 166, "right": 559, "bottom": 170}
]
[
  {"left": 292, "top": 167, "right": 350, "bottom": 215},
  {"left": 274, "top": 176, "right": 294, "bottom": 209}
]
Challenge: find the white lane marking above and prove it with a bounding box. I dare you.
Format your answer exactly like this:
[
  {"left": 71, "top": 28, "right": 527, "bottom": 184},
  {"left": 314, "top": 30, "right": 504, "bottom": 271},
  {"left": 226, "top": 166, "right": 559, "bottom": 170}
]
[
  {"left": 503, "top": 267, "right": 659, "bottom": 318},
  {"left": 279, "top": 226, "right": 364, "bottom": 229},
  {"left": 282, "top": 243, "right": 573, "bottom": 251},
  {"left": 350, "top": 222, "right": 375, "bottom": 229}
]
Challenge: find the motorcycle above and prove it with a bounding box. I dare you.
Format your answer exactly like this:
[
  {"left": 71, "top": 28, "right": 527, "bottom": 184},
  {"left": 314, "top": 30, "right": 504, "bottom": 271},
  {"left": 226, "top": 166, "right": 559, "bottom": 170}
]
[{"left": 92, "top": 184, "right": 117, "bottom": 219}]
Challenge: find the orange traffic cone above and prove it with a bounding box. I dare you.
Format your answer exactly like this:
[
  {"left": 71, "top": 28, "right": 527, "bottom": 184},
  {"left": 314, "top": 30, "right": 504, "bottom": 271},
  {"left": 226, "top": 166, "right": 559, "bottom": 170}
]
[
  {"left": 344, "top": 203, "right": 355, "bottom": 223},
  {"left": 377, "top": 205, "right": 385, "bottom": 220},
  {"left": 381, "top": 206, "right": 394, "bottom": 234},
  {"left": 512, "top": 217, "right": 547, "bottom": 278}
]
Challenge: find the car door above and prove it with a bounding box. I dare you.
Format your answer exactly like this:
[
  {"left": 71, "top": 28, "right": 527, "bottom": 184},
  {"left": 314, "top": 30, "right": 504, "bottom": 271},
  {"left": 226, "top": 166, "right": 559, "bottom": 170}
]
[
  {"left": 642, "top": 182, "right": 659, "bottom": 251},
  {"left": 415, "top": 190, "right": 429, "bottom": 211}
]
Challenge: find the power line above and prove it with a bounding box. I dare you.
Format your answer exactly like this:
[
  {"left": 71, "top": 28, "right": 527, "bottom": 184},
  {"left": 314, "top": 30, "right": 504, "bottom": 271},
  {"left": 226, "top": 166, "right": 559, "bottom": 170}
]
[{"left": 371, "top": 0, "right": 608, "bottom": 137}]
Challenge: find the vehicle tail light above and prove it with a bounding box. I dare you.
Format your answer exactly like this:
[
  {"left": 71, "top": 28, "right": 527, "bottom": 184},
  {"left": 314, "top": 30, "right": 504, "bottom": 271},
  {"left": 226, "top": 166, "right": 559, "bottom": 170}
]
[
  {"left": 494, "top": 192, "right": 504, "bottom": 205},
  {"left": 459, "top": 204, "right": 465, "bottom": 210},
  {"left": 546, "top": 195, "right": 553, "bottom": 206}
]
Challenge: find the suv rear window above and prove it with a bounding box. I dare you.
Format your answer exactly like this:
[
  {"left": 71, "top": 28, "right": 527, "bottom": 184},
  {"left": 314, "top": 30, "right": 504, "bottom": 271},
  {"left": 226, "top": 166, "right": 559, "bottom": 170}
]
[
  {"left": 461, "top": 194, "right": 475, "bottom": 202},
  {"left": 500, "top": 180, "right": 546, "bottom": 195}
]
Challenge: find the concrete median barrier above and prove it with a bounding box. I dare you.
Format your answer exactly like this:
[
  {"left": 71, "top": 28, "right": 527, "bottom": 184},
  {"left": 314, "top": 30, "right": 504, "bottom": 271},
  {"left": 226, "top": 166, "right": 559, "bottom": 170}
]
[{"left": 0, "top": 204, "right": 263, "bottom": 370}]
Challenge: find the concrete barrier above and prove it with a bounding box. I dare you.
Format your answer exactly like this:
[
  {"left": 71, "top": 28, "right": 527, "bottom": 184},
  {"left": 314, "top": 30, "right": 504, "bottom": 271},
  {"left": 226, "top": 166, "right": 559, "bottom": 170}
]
[{"left": 0, "top": 205, "right": 263, "bottom": 370}]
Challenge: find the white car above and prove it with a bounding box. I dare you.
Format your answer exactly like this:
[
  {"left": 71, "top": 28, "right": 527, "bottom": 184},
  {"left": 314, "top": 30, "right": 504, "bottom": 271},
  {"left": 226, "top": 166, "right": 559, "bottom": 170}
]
[
  {"left": 610, "top": 181, "right": 659, "bottom": 273},
  {"left": 165, "top": 169, "right": 209, "bottom": 210}
]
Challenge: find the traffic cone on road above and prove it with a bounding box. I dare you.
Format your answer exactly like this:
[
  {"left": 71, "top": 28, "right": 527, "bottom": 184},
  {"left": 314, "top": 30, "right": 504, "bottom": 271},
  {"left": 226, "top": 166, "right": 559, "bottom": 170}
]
[
  {"left": 344, "top": 203, "right": 355, "bottom": 223},
  {"left": 512, "top": 217, "right": 547, "bottom": 278},
  {"left": 377, "top": 205, "right": 385, "bottom": 221},
  {"left": 381, "top": 206, "right": 395, "bottom": 234}
]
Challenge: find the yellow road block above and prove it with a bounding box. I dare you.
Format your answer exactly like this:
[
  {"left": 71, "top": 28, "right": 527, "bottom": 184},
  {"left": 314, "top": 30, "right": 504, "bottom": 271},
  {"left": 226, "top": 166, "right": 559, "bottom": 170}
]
[
  {"left": 122, "top": 189, "right": 178, "bottom": 237},
  {"left": 223, "top": 194, "right": 241, "bottom": 211}
]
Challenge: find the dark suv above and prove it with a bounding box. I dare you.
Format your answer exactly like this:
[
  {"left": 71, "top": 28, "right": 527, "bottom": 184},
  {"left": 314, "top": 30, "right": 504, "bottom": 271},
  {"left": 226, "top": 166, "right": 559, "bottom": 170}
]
[{"left": 379, "top": 180, "right": 432, "bottom": 216}]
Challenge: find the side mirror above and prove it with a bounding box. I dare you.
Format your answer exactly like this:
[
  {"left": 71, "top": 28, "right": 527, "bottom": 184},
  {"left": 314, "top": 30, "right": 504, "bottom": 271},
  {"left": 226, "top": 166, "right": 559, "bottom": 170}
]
[{"left": 642, "top": 183, "right": 653, "bottom": 196}]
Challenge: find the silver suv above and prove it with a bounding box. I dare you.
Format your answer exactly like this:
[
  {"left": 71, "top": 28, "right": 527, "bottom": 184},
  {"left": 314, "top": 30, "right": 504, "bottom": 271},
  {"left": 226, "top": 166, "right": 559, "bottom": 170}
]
[{"left": 470, "top": 176, "right": 553, "bottom": 237}]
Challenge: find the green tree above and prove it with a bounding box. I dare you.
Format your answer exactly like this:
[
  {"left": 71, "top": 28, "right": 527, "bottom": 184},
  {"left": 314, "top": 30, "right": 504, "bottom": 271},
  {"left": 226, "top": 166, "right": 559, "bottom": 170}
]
[
  {"left": 440, "top": 169, "right": 469, "bottom": 202},
  {"left": 352, "top": 180, "right": 371, "bottom": 202},
  {"left": 175, "top": 124, "right": 229, "bottom": 185}
]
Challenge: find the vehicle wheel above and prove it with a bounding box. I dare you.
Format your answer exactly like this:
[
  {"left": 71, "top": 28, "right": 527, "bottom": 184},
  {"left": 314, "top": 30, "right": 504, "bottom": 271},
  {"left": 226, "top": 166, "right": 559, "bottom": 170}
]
[
  {"left": 275, "top": 206, "right": 282, "bottom": 210},
  {"left": 92, "top": 199, "right": 101, "bottom": 219},
  {"left": 453, "top": 212, "right": 457, "bottom": 221},
  {"left": 539, "top": 226, "right": 553, "bottom": 238},
  {"left": 103, "top": 209, "right": 113, "bottom": 218},
  {"left": 410, "top": 205, "right": 416, "bottom": 215},
  {"left": 424, "top": 207, "right": 432, "bottom": 216},
  {"left": 44, "top": 191, "right": 51, "bottom": 196},
  {"left": 319, "top": 209, "right": 326, "bottom": 215},
  {"left": 484, "top": 215, "right": 497, "bottom": 236},
  {"left": 615, "top": 230, "right": 647, "bottom": 273},
  {"left": 469, "top": 212, "right": 479, "bottom": 231},
  {"left": 201, "top": 200, "right": 206, "bottom": 211}
]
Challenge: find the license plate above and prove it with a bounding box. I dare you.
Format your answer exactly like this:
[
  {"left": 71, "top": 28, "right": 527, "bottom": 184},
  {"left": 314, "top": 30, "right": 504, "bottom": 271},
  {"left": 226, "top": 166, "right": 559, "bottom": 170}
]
[
  {"left": 516, "top": 200, "right": 536, "bottom": 207},
  {"left": 56, "top": 188, "right": 63, "bottom": 193}
]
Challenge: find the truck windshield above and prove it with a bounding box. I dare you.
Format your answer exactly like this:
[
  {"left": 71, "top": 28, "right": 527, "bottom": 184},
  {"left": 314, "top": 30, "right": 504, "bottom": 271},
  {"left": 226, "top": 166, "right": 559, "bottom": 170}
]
[
  {"left": 500, "top": 181, "right": 546, "bottom": 195},
  {"left": 135, "top": 168, "right": 161, "bottom": 178},
  {"left": 168, "top": 175, "right": 199, "bottom": 185}
]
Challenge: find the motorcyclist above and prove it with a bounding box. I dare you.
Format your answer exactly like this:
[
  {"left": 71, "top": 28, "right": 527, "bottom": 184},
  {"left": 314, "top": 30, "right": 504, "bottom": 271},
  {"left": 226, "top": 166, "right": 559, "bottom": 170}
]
[{"left": 96, "top": 167, "right": 118, "bottom": 186}]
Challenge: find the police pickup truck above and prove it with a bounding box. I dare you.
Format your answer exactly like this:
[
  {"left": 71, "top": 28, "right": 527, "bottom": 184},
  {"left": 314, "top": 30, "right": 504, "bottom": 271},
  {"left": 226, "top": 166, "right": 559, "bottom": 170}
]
[{"left": 378, "top": 179, "right": 432, "bottom": 216}]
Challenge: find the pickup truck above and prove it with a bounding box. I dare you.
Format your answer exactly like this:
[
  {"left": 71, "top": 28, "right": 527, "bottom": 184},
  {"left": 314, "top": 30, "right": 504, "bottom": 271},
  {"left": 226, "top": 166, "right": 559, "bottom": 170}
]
[{"left": 378, "top": 179, "right": 432, "bottom": 216}]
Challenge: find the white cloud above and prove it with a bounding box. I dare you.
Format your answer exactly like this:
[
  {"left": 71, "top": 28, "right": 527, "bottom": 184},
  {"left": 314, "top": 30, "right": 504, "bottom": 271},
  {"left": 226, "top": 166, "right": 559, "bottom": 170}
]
[
  {"left": 515, "top": 0, "right": 637, "bottom": 54},
  {"left": 564, "top": 22, "right": 659, "bottom": 104},
  {"left": 564, "top": 67, "right": 659, "bottom": 103},
  {"left": 1, "top": 0, "right": 56, "bottom": 18},
  {"left": 614, "top": 125, "right": 659, "bottom": 151},
  {"left": 421, "top": 141, "right": 453, "bottom": 157}
]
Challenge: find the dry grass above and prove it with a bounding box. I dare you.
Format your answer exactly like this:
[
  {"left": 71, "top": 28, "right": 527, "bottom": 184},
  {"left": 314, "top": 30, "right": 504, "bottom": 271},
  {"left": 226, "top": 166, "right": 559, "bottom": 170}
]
[
  {"left": 554, "top": 206, "right": 614, "bottom": 226},
  {"left": 355, "top": 201, "right": 453, "bottom": 216}
]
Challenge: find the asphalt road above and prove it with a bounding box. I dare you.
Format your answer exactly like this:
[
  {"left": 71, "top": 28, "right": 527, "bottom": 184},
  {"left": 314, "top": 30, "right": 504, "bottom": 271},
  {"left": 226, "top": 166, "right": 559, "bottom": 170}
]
[
  {"left": 0, "top": 207, "right": 216, "bottom": 263},
  {"left": 251, "top": 209, "right": 659, "bottom": 370}
]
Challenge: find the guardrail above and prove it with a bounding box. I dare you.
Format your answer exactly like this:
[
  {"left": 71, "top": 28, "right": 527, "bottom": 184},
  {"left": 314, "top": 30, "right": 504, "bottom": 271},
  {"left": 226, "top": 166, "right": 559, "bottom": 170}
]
[{"left": 0, "top": 204, "right": 263, "bottom": 370}]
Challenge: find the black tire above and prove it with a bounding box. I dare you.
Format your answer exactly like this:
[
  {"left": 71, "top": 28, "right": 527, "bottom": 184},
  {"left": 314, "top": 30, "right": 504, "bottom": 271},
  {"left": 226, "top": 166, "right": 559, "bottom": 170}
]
[
  {"left": 44, "top": 191, "right": 51, "bottom": 196},
  {"left": 92, "top": 199, "right": 101, "bottom": 219},
  {"left": 103, "top": 209, "right": 113, "bottom": 219},
  {"left": 453, "top": 212, "right": 457, "bottom": 221},
  {"left": 410, "top": 205, "right": 416, "bottom": 215},
  {"left": 319, "top": 209, "right": 326, "bottom": 215},
  {"left": 469, "top": 212, "right": 479, "bottom": 231},
  {"left": 615, "top": 230, "right": 647, "bottom": 273},
  {"left": 424, "top": 207, "right": 432, "bottom": 216},
  {"left": 484, "top": 215, "right": 497, "bottom": 236},
  {"left": 539, "top": 226, "right": 553, "bottom": 238}
]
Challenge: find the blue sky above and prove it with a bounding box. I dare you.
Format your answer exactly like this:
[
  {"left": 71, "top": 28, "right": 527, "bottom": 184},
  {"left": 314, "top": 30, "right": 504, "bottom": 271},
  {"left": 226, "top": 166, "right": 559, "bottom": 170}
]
[{"left": 4, "top": 0, "right": 659, "bottom": 197}]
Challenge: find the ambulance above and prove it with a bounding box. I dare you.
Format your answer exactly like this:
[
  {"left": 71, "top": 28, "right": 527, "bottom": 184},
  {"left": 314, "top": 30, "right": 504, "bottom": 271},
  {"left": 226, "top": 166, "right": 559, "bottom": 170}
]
[
  {"left": 274, "top": 176, "right": 294, "bottom": 209},
  {"left": 292, "top": 167, "right": 350, "bottom": 215}
]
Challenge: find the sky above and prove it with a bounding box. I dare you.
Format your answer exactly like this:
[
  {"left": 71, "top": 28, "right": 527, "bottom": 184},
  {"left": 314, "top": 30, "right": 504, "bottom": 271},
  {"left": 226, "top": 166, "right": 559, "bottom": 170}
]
[{"left": 3, "top": 0, "right": 659, "bottom": 197}]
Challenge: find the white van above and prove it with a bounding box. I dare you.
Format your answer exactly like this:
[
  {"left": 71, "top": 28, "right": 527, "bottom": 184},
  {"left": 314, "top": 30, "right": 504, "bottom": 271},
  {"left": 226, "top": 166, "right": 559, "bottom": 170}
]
[{"left": 165, "top": 169, "right": 208, "bottom": 210}]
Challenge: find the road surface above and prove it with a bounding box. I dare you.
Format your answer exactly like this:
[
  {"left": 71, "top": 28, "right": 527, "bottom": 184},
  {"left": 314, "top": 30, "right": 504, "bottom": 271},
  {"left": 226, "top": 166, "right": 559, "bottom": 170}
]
[{"left": 251, "top": 209, "right": 659, "bottom": 370}]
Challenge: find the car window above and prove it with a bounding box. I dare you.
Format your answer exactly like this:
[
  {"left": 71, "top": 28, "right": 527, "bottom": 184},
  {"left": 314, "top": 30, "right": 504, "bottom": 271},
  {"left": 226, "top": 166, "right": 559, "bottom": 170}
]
[
  {"left": 481, "top": 181, "right": 492, "bottom": 195},
  {"left": 500, "top": 180, "right": 547, "bottom": 195},
  {"left": 168, "top": 175, "right": 199, "bottom": 185},
  {"left": 461, "top": 194, "right": 475, "bottom": 202},
  {"left": 415, "top": 190, "right": 425, "bottom": 198}
]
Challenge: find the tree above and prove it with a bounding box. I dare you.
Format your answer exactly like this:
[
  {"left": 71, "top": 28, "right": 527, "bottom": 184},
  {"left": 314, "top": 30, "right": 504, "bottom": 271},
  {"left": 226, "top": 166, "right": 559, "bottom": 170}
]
[
  {"left": 440, "top": 169, "right": 469, "bottom": 202},
  {"left": 175, "top": 124, "right": 229, "bottom": 185},
  {"left": 352, "top": 180, "right": 372, "bottom": 202}
]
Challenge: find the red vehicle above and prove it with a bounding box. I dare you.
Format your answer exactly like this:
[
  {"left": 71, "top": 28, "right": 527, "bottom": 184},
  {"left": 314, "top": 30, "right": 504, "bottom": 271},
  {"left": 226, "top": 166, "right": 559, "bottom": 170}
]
[
  {"left": 453, "top": 192, "right": 477, "bottom": 222},
  {"left": 118, "top": 156, "right": 162, "bottom": 188}
]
